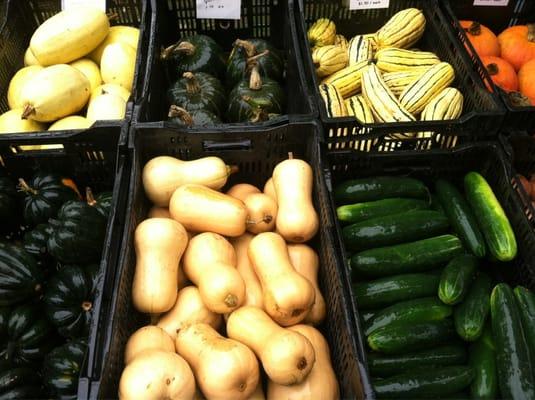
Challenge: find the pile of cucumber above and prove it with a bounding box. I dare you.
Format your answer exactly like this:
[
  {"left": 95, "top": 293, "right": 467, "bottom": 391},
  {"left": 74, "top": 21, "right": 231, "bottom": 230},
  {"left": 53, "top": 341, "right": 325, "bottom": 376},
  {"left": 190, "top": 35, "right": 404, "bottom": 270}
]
[{"left": 335, "top": 173, "right": 535, "bottom": 399}]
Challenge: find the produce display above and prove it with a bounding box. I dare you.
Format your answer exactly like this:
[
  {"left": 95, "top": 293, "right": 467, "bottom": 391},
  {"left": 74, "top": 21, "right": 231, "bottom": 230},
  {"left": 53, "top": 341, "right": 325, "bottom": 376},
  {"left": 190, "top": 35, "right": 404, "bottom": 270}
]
[
  {"left": 118, "top": 154, "right": 338, "bottom": 400},
  {"left": 0, "top": 6, "right": 140, "bottom": 134},
  {"left": 517, "top": 173, "right": 535, "bottom": 209}
]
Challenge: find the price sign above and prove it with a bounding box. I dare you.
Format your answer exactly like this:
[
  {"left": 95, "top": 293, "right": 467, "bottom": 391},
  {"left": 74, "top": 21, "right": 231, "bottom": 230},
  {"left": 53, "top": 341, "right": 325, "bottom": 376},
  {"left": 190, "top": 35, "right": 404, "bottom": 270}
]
[
  {"left": 197, "top": 0, "right": 241, "bottom": 20},
  {"left": 62, "top": 0, "right": 106, "bottom": 11},
  {"left": 349, "top": 0, "right": 390, "bottom": 10},
  {"left": 473, "top": 0, "right": 509, "bottom": 6}
]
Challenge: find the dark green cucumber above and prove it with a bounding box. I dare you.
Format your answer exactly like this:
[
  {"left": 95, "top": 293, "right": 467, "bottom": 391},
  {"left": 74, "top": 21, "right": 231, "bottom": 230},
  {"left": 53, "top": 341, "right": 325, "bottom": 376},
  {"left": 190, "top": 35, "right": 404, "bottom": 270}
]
[
  {"left": 464, "top": 172, "right": 517, "bottom": 261},
  {"left": 469, "top": 323, "right": 498, "bottom": 399},
  {"left": 353, "top": 273, "right": 440, "bottom": 309},
  {"left": 513, "top": 286, "right": 535, "bottom": 367},
  {"left": 336, "top": 197, "right": 429, "bottom": 224},
  {"left": 364, "top": 297, "right": 452, "bottom": 336},
  {"left": 350, "top": 234, "right": 463, "bottom": 278},
  {"left": 368, "top": 345, "right": 467, "bottom": 377},
  {"left": 334, "top": 176, "right": 429, "bottom": 204},
  {"left": 367, "top": 319, "right": 456, "bottom": 354},
  {"left": 435, "top": 179, "right": 486, "bottom": 258},
  {"left": 491, "top": 283, "right": 535, "bottom": 399},
  {"left": 454, "top": 272, "right": 492, "bottom": 341},
  {"left": 438, "top": 254, "right": 478, "bottom": 305},
  {"left": 372, "top": 365, "right": 474, "bottom": 398},
  {"left": 342, "top": 210, "right": 449, "bottom": 251}
]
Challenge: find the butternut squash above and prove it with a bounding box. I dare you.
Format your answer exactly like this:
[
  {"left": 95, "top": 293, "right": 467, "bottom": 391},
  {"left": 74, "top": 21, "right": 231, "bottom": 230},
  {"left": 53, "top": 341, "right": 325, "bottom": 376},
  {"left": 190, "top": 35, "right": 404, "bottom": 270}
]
[
  {"left": 176, "top": 323, "right": 259, "bottom": 400},
  {"left": 226, "top": 306, "right": 316, "bottom": 385},
  {"left": 183, "top": 232, "right": 245, "bottom": 313},
  {"left": 101, "top": 42, "right": 136, "bottom": 91},
  {"left": 119, "top": 350, "right": 195, "bottom": 400},
  {"left": 0, "top": 109, "right": 45, "bottom": 133},
  {"left": 90, "top": 25, "right": 140, "bottom": 64},
  {"left": 48, "top": 115, "right": 92, "bottom": 131},
  {"left": 170, "top": 184, "right": 247, "bottom": 237},
  {"left": 24, "top": 47, "right": 40, "bottom": 66},
  {"left": 132, "top": 218, "right": 188, "bottom": 314},
  {"left": 288, "top": 244, "right": 326, "bottom": 325},
  {"left": 248, "top": 232, "right": 315, "bottom": 326},
  {"left": 157, "top": 286, "right": 222, "bottom": 340},
  {"left": 231, "top": 234, "right": 263, "bottom": 309},
  {"left": 227, "top": 183, "right": 261, "bottom": 202},
  {"left": 273, "top": 157, "right": 319, "bottom": 243},
  {"left": 91, "top": 83, "right": 131, "bottom": 102},
  {"left": 148, "top": 206, "right": 171, "bottom": 219},
  {"left": 267, "top": 325, "right": 339, "bottom": 400},
  {"left": 124, "top": 326, "right": 175, "bottom": 365},
  {"left": 70, "top": 58, "right": 102, "bottom": 92},
  {"left": 263, "top": 178, "right": 277, "bottom": 201},
  {"left": 30, "top": 7, "right": 110, "bottom": 66},
  {"left": 142, "top": 156, "right": 236, "bottom": 207},
  {"left": 244, "top": 193, "right": 278, "bottom": 234},
  {"left": 7, "top": 66, "right": 43, "bottom": 109},
  {"left": 86, "top": 93, "right": 127, "bottom": 121}
]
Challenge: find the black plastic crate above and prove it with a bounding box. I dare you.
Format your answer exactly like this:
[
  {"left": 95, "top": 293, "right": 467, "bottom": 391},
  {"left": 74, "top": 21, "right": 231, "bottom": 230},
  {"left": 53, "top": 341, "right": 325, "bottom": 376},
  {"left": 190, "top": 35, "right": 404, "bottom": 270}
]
[
  {"left": 441, "top": 0, "right": 535, "bottom": 132},
  {"left": 293, "top": 0, "right": 505, "bottom": 151},
  {"left": 132, "top": 0, "right": 315, "bottom": 129},
  {"left": 0, "top": 0, "right": 152, "bottom": 146},
  {"left": 324, "top": 141, "right": 535, "bottom": 398},
  {"left": 92, "top": 122, "right": 368, "bottom": 399}
]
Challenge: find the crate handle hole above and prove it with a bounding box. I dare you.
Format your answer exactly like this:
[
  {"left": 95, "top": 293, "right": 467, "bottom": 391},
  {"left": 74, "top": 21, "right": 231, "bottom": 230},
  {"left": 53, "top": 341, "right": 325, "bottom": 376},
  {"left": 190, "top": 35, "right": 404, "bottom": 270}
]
[
  {"left": 11, "top": 144, "right": 65, "bottom": 153},
  {"left": 202, "top": 139, "right": 252, "bottom": 151}
]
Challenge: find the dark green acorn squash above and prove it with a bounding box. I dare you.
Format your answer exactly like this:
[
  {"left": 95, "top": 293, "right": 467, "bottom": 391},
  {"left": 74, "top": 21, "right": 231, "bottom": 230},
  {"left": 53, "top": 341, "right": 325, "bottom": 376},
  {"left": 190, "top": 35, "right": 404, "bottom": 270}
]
[
  {"left": 167, "top": 71, "right": 226, "bottom": 117},
  {"left": 23, "top": 223, "right": 54, "bottom": 262},
  {"left": 0, "top": 243, "right": 43, "bottom": 306},
  {"left": 47, "top": 201, "right": 107, "bottom": 264},
  {"left": 0, "top": 360, "right": 42, "bottom": 400},
  {"left": 161, "top": 34, "right": 225, "bottom": 80},
  {"left": 0, "top": 308, "right": 9, "bottom": 341},
  {"left": 19, "top": 173, "right": 80, "bottom": 226},
  {"left": 86, "top": 187, "right": 113, "bottom": 218},
  {"left": 42, "top": 338, "right": 86, "bottom": 400},
  {"left": 167, "top": 105, "right": 221, "bottom": 127},
  {"left": 226, "top": 38, "right": 284, "bottom": 88},
  {"left": 44, "top": 264, "right": 99, "bottom": 338},
  {"left": 0, "top": 176, "right": 20, "bottom": 235}
]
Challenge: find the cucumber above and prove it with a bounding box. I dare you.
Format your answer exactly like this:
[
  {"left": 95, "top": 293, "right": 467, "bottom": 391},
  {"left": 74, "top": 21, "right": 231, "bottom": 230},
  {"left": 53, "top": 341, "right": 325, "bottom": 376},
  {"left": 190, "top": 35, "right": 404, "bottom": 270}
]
[
  {"left": 454, "top": 272, "right": 492, "bottom": 341},
  {"left": 350, "top": 234, "right": 463, "bottom": 278},
  {"left": 342, "top": 210, "right": 449, "bottom": 251},
  {"left": 513, "top": 286, "right": 535, "bottom": 366},
  {"left": 367, "top": 319, "right": 456, "bottom": 354},
  {"left": 372, "top": 366, "right": 473, "bottom": 398},
  {"left": 334, "top": 176, "right": 429, "bottom": 204},
  {"left": 490, "top": 283, "right": 535, "bottom": 399},
  {"left": 353, "top": 273, "right": 440, "bottom": 309},
  {"left": 469, "top": 323, "right": 498, "bottom": 399},
  {"left": 438, "top": 254, "right": 478, "bottom": 305},
  {"left": 464, "top": 172, "right": 517, "bottom": 262},
  {"left": 368, "top": 345, "right": 467, "bottom": 377},
  {"left": 435, "top": 179, "right": 486, "bottom": 258},
  {"left": 336, "top": 197, "right": 429, "bottom": 224},
  {"left": 364, "top": 297, "right": 452, "bottom": 336}
]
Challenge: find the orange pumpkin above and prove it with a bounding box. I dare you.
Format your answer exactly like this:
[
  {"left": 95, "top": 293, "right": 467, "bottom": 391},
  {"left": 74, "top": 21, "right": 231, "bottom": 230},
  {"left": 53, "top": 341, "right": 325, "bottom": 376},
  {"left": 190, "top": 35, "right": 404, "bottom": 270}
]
[
  {"left": 518, "top": 59, "right": 535, "bottom": 105},
  {"left": 498, "top": 24, "right": 535, "bottom": 71},
  {"left": 460, "top": 20, "right": 500, "bottom": 58},
  {"left": 480, "top": 56, "right": 518, "bottom": 92}
]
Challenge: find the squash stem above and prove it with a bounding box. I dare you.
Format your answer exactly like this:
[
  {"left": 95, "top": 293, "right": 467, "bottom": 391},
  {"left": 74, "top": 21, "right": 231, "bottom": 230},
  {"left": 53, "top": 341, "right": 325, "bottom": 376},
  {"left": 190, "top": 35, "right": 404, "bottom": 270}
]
[
  {"left": 227, "top": 165, "right": 239, "bottom": 175},
  {"left": 508, "top": 91, "right": 532, "bottom": 107},
  {"left": 86, "top": 187, "right": 97, "bottom": 207},
  {"left": 288, "top": 152, "right": 294, "bottom": 159},
  {"left": 486, "top": 63, "right": 499, "bottom": 76},
  {"left": 182, "top": 72, "right": 201, "bottom": 94},
  {"left": 21, "top": 104, "right": 34, "bottom": 120},
  {"left": 465, "top": 21, "right": 482, "bottom": 36},
  {"left": 224, "top": 293, "right": 238, "bottom": 308},
  {"left": 168, "top": 105, "right": 194, "bottom": 127},
  {"left": 82, "top": 301, "right": 92, "bottom": 311},
  {"left": 17, "top": 178, "right": 37, "bottom": 195},
  {"left": 234, "top": 39, "right": 256, "bottom": 58}
]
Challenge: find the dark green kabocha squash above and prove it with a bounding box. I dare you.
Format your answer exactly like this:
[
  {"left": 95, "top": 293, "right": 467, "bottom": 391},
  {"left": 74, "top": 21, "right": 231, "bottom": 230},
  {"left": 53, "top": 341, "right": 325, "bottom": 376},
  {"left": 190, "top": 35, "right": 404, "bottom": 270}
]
[
  {"left": 167, "top": 105, "right": 221, "bottom": 127},
  {"left": 226, "top": 38, "right": 284, "bottom": 88},
  {"left": 48, "top": 201, "right": 107, "bottom": 264},
  {"left": 0, "top": 360, "right": 43, "bottom": 400},
  {"left": 18, "top": 173, "right": 80, "bottom": 226},
  {"left": 0, "top": 303, "right": 56, "bottom": 365},
  {"left": 0, "top": 176, "right": 20, "bottom": 235},
  {"left": 42, "top": 338, "right": 87, "bottom": 400},
  {"left": 44, "top": 264, "right": 99, "bottom": 338},
  {"left": 85, "top": 187, "right": 113, "bottom": 218},
  {"left": 167, "top": 71, "right": 226, "bottom": 117},
  {"left": 161, "top": 34, "right": 226, "bottom": 79},
  {"left": 0, "top": 242, "right": 43, "bottom": 306}
]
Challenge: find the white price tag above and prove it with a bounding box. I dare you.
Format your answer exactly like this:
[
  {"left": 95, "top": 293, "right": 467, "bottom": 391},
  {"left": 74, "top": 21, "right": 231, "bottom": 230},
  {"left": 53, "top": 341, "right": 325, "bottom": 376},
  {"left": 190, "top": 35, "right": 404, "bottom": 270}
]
[
  {"left": 196, "top": 0, "right": 241, "bottom": 20},
  {"left": 62, "top": 0, "right": 106, "bottom": 11},
  {"left": 473, "top": 0, "right": 509, "bottom": 6},
  {"left": 349, "top": 0, "right": 390, "bottom": 10}
]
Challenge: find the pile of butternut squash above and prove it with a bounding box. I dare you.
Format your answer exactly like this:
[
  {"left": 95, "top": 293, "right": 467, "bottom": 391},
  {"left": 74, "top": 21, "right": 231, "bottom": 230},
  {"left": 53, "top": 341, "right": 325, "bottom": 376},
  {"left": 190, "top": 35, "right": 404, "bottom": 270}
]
[{"left": 118, "top": 155, "right": 339, "bottom": 400}]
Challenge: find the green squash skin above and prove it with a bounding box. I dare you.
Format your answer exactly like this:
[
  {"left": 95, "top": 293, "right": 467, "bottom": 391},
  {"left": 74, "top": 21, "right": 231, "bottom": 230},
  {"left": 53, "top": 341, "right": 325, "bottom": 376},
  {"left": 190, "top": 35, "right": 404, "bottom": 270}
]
[
  {"left": 0, "top": 243, "right": 43, "bottom": 306},
  {"left": 0, "top": 176, "right": 20, "bottom": 235},
  {"left": 47, "top": 201, "right": 107, "bottom": 264},
  {"left": 227, "top": 77, "right": 285, "bottom": 122},
  {"left": 19, "top": 173, "right": 79, "bottom": 226},
  {"left": 0, "top": 307, "right": 9, "bottom": 340},
  {"left": 0, "top": 365, "right": 42, "bottom": 400},
  {"left": 94, "top": 192, "right": 113, "bottom": 218},
  {"left": 168, "top": 109, "right": 221, "bottom": 127},
  {"left": 44, "top": 264, "right": 99, "bottom": 338},
  {"left": 167, "top": 72, "right": 226, "bottom": 117},
  {"left": 23, "top": 224, "right": 54, "bottom": 262}
]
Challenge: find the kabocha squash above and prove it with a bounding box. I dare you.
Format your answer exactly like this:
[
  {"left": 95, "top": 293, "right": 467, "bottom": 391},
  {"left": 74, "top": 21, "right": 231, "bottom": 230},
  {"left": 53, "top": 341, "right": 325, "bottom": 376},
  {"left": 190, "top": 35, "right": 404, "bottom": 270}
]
[
  {"left": 480, "top": 56, "right": 518, "bottom": 92},
  {"left": 376, "top": 8, "right": 426, "bottom": 50},
  {"left": 176, "top": 323, "right": 260, "bottom": 400},
  {"left": 7, "top": 66, "right": 44, "bottom": 109},
  {"left": 498, "top": 24, "right": 535, "bottom": 71},
  {"left": 519, "top": 59, "right": 535, "bottom": 105},
  {"left": 48, "top": 200, "right": 107, "bottom": 264},
  {"left": 307, "top": 18, "right": 336, "bottom": 48},
  {"left": 312, "top": 45, "right": 348, "bottom": 78},
  {"left": 167, "top": 105, "right": 221, "bottom": 127},
  {"left": 227, "top": 306, "right": 316, "bottom": 385},
  {"left": 124, "top": 326, "right": 175, "bottom": 365},
  {"left": 460, "top": 21, "right": 500, "bottom": 58},
  {"left": 231, "top": 233, "right": 264, "bottom": 309},
  {"left": 86, "top": 187, "right": 113, "bottom": 218},
  {"left": 244, "top": 193, "right": 278, "bottom": 234},
  {"left": 44, "top": 264, "right": 99, "bottom": 338},
  {"left": 23, "top": 223, "right": 54, "bottom": 263},
  {"left": 0, "top": 362, "right": 42, "bottom": 400},
  {"left": 167, "top": 72, "right": 226, "bottom": 117}
]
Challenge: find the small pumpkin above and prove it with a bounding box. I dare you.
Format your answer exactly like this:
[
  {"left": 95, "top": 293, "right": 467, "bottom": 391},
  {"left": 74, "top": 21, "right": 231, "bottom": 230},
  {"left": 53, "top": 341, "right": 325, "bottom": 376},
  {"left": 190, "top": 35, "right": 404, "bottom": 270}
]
[
  {"left": 519, "top": 59, "right": 535, "bottom": 105},
  {"left": 498, "top": 24, "right": 535, "bottom": 71},
  {"left": 0, "top": 176, "right": 20, "bottom": 235},
  {"left": 85, "top": 187, "right": 113, "bottom": 218},
  {"left": 167, "top": 71, "right": 226, "bottom": 117},
  {"left": 167, "top": 105, "right": 221, "bottom": 127},
  {"left": 18, "top": 173, "right": 80, "bottom": 226},
  {"left": 47, "top": 200, "right": 107, "bottom": 264},
  {"left": 0, "top": 360, "right": 43, "bottom": 399},
  {"left": 460, "top": 21, "right": 500, "bottom": 58},
  {"left": 480, "top": 55, "right": 519, "bottom": 92}
]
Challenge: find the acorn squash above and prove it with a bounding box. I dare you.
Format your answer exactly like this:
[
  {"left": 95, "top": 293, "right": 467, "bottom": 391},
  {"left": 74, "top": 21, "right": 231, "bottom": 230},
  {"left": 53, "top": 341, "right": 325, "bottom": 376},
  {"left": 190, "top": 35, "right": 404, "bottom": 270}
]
[
  {"left": 0, "top": 360, "right": 43, "bottom": 399},
  {"left": 167, "top": 105, "right": 221, "bottom": 127},
  {"left": 23, "top": 224, "right": 54, "bottom": 262},
  {"left": 47, "top": 201, "right": 107, "bottom": 264},
  {"left": 85, "top": 187, "right": 112, "bottom": 218}
]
